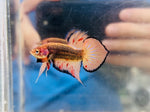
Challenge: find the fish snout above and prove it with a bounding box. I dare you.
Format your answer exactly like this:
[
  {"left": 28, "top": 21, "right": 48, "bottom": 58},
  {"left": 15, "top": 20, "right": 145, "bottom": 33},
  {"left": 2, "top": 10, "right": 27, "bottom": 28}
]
[{"left": 30, "top": 49, "right": 35, "bottom": 56}]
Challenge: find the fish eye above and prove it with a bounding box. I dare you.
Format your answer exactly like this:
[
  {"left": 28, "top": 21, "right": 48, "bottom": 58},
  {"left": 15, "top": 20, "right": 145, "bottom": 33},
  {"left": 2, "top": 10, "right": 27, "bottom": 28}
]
[{"left": 35, "top": 49, "right": 39, "bottom": 54}]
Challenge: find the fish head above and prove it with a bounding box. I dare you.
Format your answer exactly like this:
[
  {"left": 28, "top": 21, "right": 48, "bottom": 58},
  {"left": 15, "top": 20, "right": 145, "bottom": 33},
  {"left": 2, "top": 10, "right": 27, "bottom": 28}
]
[{"left": 30, "top": 46, "right": 49, "bottom": 59}]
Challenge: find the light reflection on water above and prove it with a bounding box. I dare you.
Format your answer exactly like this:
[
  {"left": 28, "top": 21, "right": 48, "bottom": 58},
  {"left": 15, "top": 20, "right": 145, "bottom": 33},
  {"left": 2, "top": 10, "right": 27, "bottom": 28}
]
[{"left": 7, "top": 0, "right": 150, "bottom": 112}]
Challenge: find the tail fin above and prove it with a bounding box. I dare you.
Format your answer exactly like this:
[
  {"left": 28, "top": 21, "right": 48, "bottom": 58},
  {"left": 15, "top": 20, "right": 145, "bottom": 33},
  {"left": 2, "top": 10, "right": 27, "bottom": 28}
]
[{"left": 83, "top": 38, "right": 108, "bottom": 71}]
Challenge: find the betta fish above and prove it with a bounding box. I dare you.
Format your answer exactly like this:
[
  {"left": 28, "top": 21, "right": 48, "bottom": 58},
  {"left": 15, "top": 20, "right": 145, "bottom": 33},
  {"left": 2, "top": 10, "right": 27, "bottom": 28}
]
[{"left": 30, "top": 30, "right": 109, "bottom": 84}]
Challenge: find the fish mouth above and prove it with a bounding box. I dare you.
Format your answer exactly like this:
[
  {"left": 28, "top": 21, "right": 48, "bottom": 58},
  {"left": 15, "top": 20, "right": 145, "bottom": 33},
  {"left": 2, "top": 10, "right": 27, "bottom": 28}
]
[{"left": 30, "top": 49, "right": 35, "bottom": 56}]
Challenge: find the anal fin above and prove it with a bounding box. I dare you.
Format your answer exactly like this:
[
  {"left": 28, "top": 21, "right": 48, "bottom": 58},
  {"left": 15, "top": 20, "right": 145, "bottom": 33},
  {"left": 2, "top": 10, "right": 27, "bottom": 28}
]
[{"left": 53, "top": 59, "right": 83, "bottom": 84}]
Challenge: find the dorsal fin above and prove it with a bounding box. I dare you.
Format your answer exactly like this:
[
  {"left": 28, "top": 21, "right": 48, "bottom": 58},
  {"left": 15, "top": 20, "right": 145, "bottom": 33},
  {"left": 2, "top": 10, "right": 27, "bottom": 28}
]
[
  {"left": 41, "top": 38, "right": 68, "bottom": 44},
  {"left": 66, "top": 30, "right": 89, "bottom": 49},
  {"left": 53, "top": 59, "right": 83, "bottom": 84},
  {"left": 65, "top": 29, "right": 76, "bottom": 42},
  {"left": 36, "top": 38, "right": 68, "bottom": 46}
]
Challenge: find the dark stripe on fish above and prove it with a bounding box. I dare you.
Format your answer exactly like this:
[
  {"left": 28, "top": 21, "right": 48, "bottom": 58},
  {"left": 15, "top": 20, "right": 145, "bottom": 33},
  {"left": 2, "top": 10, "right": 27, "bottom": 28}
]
[
  {"left": 45, "top": 43, "right": 83, "bottom": 55},
  {"left": 54, "top": 51, "right": 83, "bottom": 60}
]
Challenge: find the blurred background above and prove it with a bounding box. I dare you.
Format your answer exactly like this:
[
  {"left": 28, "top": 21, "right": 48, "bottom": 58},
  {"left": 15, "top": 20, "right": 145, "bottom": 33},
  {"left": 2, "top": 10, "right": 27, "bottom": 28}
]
[{"left": 0, "top": 0, "right": 150, "bottom": 112}]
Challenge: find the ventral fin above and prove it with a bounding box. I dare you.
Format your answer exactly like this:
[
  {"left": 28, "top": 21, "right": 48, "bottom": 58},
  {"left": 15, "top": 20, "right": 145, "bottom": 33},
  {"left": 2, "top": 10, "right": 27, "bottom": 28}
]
[
  {"left": 66, "top": 30, "right": 88, "bottom": 49},
  {"left": 46, "top": 62, "right": 50, "bottom": 77},
  {"left": 35, "top": 62, "right": 47, "bottom": 83},
  {"left": 35, "top": 62, "right": 51, "bottom": 83},
  {"left": 53, "top": 59, "right": 83, "bottom": 84}
]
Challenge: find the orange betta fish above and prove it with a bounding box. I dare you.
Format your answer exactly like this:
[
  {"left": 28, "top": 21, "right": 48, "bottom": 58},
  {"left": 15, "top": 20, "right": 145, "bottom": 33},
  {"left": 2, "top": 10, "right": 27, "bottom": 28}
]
[{"left": 30, "top": 30, "right": 109, "bottom": 84}]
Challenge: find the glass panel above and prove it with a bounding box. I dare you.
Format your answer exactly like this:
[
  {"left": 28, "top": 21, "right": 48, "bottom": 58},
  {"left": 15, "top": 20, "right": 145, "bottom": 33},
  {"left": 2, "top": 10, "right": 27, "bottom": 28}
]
[{"left": 0, "top": 0, "right": 13, "bottom": 112}]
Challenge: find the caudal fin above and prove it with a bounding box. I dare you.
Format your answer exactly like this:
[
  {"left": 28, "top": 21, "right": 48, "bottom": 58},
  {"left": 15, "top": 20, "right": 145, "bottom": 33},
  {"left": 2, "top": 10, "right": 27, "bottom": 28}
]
[{"left": 83, "top": 38, "right": 108, "bottom": 71}]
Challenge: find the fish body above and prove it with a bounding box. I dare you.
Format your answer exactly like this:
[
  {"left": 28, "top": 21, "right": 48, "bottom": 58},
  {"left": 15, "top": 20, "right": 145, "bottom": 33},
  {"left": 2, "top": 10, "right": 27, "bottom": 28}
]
[
  {"left": 33, "top": 43, "right": 83, "bottom": 61},
  {"left": 30, "top": 30, "right": 109, "bottom": 84}
]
